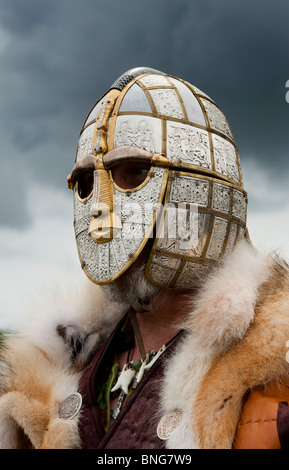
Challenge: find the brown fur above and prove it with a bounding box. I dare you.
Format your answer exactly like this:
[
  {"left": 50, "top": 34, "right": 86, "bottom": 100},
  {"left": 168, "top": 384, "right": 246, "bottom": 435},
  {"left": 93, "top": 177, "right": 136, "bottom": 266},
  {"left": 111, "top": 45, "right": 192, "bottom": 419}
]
[
  {"left": 0, "top": 336, "right": 81, "bottom": 448},
  {"left": 38, "top": 418, "right": 80, "bottom": 449},
  {"left": 193, "top": 258, "right": 289, "bottom": 448}
]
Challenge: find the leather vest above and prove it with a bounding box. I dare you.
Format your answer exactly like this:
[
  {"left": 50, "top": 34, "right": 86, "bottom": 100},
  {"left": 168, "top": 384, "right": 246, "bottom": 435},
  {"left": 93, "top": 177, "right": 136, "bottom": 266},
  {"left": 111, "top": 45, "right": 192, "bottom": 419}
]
[{"left": 78, "top": 317, "right": 180, "bottom": 449}]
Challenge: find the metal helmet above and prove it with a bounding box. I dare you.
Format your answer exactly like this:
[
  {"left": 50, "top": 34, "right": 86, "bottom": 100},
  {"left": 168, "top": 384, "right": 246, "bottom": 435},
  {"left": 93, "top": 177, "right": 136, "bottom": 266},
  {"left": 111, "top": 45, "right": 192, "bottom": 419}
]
[{"left": 68, "top": 67, "right": 248, "bottom": 290}]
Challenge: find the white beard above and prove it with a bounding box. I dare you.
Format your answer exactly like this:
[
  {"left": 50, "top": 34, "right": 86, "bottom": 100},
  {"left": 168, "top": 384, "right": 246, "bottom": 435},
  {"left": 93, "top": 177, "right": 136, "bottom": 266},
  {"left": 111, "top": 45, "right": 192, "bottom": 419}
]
[{"left": 101, "top": 263, "right": 159, "bottom": 307}]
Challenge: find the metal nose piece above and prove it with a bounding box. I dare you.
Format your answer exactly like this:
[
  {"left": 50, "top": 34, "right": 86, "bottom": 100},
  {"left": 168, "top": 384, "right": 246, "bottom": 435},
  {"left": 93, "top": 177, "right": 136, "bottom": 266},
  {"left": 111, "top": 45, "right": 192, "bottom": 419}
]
[
  {"left": 90, "top": 201, "right": 109, "bottom": 218},
  {"left": 87, "top": 88, "right": 122, "bottom": 244},
  {"left": 88, "top": 211, "right": 122, "bottom": 243},
  {"left": 88, "top": 168, "right": 121, "bottom": 244}
]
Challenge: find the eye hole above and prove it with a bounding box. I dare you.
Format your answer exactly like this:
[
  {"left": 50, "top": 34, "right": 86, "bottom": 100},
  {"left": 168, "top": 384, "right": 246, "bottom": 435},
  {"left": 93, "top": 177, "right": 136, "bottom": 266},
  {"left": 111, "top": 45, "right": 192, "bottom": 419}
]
[
  {"left": 76, "top": 170, "right": 94, "bottom": 200},
  {"left": 110, "top": 161, "right": 151, "bottom": 189}
]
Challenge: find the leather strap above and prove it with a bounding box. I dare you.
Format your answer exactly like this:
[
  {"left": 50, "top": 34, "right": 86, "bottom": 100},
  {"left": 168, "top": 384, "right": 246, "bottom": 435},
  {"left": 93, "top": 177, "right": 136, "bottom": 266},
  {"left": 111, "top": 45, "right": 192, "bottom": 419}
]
[{"left": 128, "top": 308, "right": 146, "bottom": 361}]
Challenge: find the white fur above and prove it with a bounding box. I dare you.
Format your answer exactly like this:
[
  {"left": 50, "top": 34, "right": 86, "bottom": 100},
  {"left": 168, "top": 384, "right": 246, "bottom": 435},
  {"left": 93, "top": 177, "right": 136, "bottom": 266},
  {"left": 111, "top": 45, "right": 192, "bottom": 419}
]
[
  {"left": 159, "top": 241, "right": 270, "bottom": 448},
  {"left": 16, "top": 273, "right": 127, "bottom": 368},
  {"left": 186, "top": 241, "right": 270, "bottom": 354}
]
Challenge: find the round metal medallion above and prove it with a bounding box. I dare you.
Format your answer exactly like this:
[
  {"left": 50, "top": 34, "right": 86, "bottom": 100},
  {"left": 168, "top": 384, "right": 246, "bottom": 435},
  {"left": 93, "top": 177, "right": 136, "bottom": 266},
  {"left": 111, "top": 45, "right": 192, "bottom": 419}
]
[
  {"left": 157, "top": 409, "right": 183, "bottom": 440},
  {"left": 59, "top": 392, "right": 82, "bottom": 420}
]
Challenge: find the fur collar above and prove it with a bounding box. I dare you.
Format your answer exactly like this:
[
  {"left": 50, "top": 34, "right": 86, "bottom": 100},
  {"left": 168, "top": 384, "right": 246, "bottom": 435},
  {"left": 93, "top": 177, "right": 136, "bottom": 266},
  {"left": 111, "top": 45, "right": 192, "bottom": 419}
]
[
  {"left": 12, "top": 240, "right": 270, "bottom": 368},
  {"left": 1, "top": 240, "right": 289, "bottom": 448},
  {"left": 160, "top": 241, "right": 289, "bottom": 448}
]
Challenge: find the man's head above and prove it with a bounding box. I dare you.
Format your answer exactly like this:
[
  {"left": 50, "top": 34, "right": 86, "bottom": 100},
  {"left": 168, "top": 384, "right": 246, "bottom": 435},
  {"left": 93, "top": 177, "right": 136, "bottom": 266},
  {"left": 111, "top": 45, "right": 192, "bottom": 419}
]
[{"left": 68, "top": 67, "right": 248, "bottom": 300}]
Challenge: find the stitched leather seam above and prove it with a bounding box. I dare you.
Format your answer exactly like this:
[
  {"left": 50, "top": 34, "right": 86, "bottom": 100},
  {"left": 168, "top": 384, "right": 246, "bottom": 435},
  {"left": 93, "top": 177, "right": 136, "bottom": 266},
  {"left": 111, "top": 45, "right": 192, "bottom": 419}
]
[{"left": 238, "top": 418, "right": 277, "bottom": 426}]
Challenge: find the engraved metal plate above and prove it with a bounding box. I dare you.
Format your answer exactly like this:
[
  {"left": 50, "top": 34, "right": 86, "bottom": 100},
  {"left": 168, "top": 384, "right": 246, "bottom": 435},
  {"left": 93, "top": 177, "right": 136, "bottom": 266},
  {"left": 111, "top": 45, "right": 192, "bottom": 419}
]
[
  {"left": 76, "top": 124, "right": 94, "bottom": 162},
  {"left": 59, "top": 392, "right": 82, "bottom": 420},
  {"left": 157, "top": 409, "right": 183, "bottom": 440}
]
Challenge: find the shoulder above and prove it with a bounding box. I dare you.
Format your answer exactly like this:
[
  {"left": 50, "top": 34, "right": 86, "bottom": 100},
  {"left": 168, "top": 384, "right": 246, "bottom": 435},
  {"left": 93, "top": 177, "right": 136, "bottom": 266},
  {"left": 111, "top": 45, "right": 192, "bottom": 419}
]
[
  {"left": 181, "top": 241, "right": 289, "bottom": 449},
  {"left": 1, "top": 274, "right": 127, "bottom": 379},
  {"left": 234, "top": 381, "right": 289, "bottom": 449},
  {"left": 0, "top": 275, "right": 126, "bottom": 448}
]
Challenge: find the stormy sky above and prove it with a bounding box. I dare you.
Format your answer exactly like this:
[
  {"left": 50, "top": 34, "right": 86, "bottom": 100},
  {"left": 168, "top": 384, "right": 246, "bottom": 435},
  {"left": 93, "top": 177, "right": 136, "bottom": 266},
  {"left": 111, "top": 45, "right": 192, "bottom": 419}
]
[{"left": 0, "top": 0, "right": 288, "bottom": 328}]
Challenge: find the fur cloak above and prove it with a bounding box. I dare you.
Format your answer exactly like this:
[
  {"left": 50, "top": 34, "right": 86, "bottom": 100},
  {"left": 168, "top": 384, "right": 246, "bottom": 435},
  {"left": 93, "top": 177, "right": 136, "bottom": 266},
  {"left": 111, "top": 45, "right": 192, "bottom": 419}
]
[{"left": 0, "top": 240, "right": 289, "bottom": 449}]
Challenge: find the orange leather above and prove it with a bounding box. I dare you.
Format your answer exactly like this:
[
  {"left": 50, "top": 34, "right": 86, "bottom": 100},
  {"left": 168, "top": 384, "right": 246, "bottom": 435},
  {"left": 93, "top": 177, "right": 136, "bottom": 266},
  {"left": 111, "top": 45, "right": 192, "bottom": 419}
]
[{"left": 233, "top": 382, "right": 289, "bottom": 449}]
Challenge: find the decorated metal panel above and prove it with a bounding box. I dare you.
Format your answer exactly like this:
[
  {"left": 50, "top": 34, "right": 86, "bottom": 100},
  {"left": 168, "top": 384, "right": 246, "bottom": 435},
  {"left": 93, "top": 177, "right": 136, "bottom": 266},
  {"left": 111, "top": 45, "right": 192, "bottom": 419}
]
[
  {"left": 114, "top": 115, "right": 162, "bottom": 154},
  {"left": 212, "top": 134, "right": 240, "bottom": 184},
  {"left": 166, "top": 121, "right": 211, "bottom": 169},
  {"left": 76, "top": 123, "right": 94, "bottom": 162},
  {"left": 200, "top": 98, "right": 233, "bottom": 140}
]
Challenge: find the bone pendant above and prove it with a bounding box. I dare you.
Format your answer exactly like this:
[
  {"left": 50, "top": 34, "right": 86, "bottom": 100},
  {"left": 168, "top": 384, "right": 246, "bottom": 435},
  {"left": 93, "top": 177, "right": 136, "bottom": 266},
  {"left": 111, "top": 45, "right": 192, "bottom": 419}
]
[
  {"left": 136, "top": 353, "right": 150, "bottom": 384},
  {"left": 111, "top": 363, "right": 136, "bottom": 395},
  {"left": 144, "top": 345, "right": 166, "bottom": 371}
]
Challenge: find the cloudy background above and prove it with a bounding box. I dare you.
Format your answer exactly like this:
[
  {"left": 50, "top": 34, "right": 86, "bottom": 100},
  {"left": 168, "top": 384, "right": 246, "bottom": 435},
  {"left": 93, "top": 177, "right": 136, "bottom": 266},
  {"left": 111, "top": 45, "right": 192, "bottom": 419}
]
[{"left": 0, "top": 0, "right": 288, "bottom": 329}]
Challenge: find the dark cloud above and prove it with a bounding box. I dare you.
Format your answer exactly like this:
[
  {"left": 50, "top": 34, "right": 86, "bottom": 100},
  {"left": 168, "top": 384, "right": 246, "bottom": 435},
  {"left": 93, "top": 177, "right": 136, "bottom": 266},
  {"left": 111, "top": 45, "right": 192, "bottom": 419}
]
[
  {"left": 0, "top": 0, "right": 288, "bottom": 228},
  {"left": 0, "top": 159, "right": 33, "bottom": 228}
]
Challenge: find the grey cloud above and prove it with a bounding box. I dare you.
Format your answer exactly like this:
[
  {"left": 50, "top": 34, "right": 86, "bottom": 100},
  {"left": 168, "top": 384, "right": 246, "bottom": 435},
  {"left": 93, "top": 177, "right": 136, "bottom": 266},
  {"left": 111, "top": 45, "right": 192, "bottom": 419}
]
[
  {"left": 0, "top": 0, "right": 288, "bottom": 228},
  {"left": 170, "top": 1, "right": 289, "bottom": 166},
  {"left": 0, "top": 157, "right": 33, "bottom": 228}
]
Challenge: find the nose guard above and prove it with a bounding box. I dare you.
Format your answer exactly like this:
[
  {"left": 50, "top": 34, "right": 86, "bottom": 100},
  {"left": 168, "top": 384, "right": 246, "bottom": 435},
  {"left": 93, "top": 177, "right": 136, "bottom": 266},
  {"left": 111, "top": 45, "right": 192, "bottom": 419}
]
[
  {"left": 68, "top": 89, "right": 123, "bottom": 244},
  {"left": 89, "top": 89, "right": 122, "bottom": 244},
  {"left": 88, "top": 165, "right": 122, "bottom": 244}
]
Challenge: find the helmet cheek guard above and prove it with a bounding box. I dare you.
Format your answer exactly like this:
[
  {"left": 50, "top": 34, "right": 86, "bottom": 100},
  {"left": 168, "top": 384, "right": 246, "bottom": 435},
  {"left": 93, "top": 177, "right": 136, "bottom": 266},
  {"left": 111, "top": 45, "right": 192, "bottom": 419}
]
[{"left": 68, "top": 67, "right": 248, "bottom": 289}]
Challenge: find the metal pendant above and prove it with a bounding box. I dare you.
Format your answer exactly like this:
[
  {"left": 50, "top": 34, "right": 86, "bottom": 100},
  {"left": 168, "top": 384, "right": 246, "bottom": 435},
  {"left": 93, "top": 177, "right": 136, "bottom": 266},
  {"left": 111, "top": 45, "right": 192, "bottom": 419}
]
[
  {"left": 157, "top": 409, "right": 183, "bottom": 440},
  {"left": 111, "top": 390, "right": 126, "bottom": 420},
  {"left": 59, "top": 392, "right": 82, "bottom": 420}
]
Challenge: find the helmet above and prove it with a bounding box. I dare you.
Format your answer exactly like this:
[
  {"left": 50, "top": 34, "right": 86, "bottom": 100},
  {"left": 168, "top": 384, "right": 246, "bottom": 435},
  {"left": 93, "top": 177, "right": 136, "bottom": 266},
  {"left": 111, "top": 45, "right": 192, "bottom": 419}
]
[{"left": 68, "top": 67, "right": 248, "bottom": 290}]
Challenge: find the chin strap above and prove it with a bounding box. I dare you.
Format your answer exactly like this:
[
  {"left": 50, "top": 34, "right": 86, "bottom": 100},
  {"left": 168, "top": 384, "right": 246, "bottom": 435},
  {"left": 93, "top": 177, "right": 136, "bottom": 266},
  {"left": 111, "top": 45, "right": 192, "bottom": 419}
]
[
  {"left": 131, "top": 298, "right": 154, "bottom": 313},
  {"left": 129, "top": 297, "right": 155, "bottom": 360},
  {"left": 128, "top": 307, "right": 146, "bottom": 361}
]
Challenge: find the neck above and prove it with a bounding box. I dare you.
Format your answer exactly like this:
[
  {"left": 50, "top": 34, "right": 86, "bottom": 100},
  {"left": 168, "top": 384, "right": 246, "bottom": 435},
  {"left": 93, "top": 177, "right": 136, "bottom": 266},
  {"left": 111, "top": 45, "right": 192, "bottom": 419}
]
[{"left": 130, "top": 289, "right": 192, "bottom": 361}]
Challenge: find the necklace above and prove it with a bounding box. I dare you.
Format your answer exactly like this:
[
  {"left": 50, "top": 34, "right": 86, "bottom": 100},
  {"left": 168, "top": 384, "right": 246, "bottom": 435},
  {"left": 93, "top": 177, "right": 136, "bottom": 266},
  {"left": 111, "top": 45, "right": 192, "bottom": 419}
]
[{"left": 110, "top": 308, "right": 183, "bottom": 420}]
